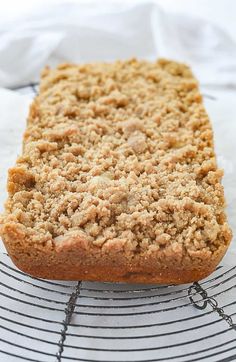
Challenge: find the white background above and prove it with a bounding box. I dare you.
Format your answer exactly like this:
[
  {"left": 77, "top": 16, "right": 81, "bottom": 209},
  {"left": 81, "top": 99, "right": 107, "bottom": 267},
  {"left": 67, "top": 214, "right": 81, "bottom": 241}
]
[{"left": 0, "top": 3, "right": 235, "bottom": 360}]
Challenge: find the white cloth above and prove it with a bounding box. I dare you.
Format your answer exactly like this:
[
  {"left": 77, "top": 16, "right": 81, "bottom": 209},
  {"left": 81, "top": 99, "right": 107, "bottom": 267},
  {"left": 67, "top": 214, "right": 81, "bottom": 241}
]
[{"left": 0, "top": 2, "right": 236, "bottom": 88}]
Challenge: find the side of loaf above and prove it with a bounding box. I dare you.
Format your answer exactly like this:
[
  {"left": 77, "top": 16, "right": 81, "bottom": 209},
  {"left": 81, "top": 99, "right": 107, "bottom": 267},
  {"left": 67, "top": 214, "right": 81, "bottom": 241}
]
[{"left": 0, "top": 59, "right": 232, "bottom": 283}]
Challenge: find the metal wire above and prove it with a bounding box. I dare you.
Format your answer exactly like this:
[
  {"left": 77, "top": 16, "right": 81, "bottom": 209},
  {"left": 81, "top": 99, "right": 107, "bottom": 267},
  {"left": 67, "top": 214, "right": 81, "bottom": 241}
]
[
  {"left": 1, "top": 238, "right": 236, "bottom": 362},
  {"left": 189, "top": 282, "right": 236, "bottom": 330},
  {"left": 56, "top": 282, "right": 82, "bottom": 361}
]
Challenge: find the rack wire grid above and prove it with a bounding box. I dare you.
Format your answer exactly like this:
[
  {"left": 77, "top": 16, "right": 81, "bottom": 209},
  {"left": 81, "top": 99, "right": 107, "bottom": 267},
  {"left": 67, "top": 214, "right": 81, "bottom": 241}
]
[{"left": 0, "top": 84, "right": 235, "bottom": 362}]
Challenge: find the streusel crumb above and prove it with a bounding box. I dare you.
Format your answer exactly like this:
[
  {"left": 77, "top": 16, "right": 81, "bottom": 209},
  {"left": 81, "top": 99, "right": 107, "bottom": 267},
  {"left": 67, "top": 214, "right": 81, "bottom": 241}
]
[{"left": 2, "top": 59, "right": 231, "bottom": 259}]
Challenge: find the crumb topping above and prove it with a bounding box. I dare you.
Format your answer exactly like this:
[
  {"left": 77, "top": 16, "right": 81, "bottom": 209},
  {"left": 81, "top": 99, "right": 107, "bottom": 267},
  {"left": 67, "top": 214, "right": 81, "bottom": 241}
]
[{"left": 3, "top": 59, "right": 231, "bottom": 256}]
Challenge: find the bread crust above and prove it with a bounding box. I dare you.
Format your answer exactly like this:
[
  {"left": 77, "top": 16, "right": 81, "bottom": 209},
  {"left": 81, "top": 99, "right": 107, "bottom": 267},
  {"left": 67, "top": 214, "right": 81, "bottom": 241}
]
[
  {"left": 0, "top": 59, "right": 232, "bottom": 283},
  {"left": 1, "top": 221, "right": 230, "bottom": 283}
]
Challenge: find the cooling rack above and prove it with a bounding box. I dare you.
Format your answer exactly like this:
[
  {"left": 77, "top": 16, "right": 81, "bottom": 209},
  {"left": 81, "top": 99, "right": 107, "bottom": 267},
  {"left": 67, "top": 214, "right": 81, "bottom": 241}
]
[{"left": 0, "top": 84, "right": 235, "bottom": 362}]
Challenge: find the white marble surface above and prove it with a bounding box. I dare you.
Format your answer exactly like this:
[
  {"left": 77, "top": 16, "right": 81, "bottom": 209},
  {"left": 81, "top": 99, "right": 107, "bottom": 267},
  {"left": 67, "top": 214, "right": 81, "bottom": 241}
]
[
  {"left": 0, "top": 86, "right": 235, "bottom": 263},
  {"left": 0, "top": 89, "right": 31, "bottom": 252},
  {"left": 202, "top": 88, "right": 236, "bottom": 264}
]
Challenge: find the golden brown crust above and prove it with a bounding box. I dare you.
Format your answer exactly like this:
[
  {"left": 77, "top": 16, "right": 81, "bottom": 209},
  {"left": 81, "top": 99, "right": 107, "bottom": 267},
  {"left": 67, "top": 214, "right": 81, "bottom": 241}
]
[
  {"left": 1, "top": 221, "right": 229, "bottom": 283},
  {"left": 0, "top": 58, "right": 232, "bottom": 283}
]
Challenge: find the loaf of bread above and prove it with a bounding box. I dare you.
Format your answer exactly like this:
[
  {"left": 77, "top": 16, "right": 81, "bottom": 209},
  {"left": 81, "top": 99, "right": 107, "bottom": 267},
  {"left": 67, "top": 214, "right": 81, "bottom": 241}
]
[{"left": 0, "top": 59, "right": 232, "bottom": 283}]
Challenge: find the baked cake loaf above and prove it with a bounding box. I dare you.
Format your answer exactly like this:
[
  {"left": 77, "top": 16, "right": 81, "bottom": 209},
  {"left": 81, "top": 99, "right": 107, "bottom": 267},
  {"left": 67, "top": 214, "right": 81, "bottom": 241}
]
[{"left": 0, "top": 59, "right": 232, "bottom": 283}]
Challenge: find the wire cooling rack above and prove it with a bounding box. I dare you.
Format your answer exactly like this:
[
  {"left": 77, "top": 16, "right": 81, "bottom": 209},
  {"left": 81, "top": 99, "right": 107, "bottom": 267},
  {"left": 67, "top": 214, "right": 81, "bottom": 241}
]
[{"left": 0, "top": 84, "right": 235, "bottom": 362}]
